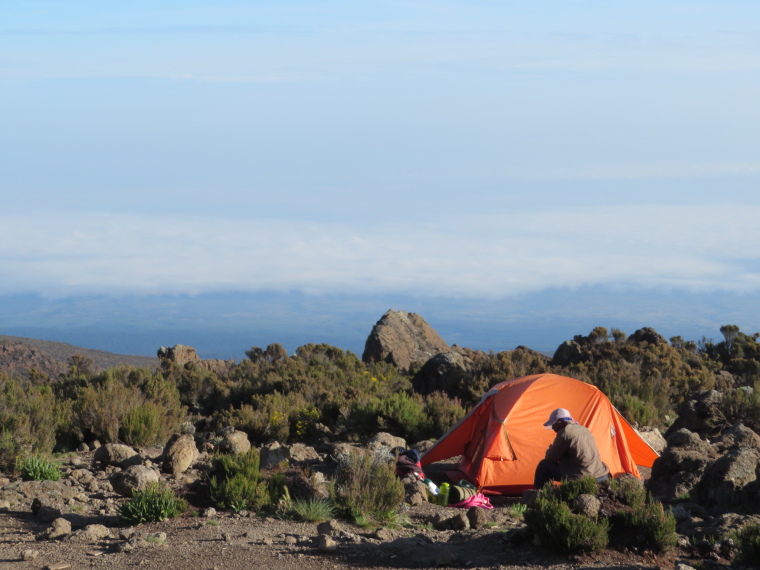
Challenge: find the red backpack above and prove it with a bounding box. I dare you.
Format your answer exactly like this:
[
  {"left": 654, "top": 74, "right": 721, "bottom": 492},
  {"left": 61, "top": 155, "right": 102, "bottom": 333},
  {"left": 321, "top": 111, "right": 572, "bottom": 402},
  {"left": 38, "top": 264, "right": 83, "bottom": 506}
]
[{"left": 395, "top": 448, "right": 425, "bottom": 479}]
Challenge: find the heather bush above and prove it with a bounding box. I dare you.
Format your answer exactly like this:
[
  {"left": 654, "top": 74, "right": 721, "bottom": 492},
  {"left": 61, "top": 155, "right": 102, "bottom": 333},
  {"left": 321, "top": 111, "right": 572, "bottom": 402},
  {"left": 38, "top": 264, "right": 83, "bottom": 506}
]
[
  {"left": 214, "top": 391, "right": 309, "bottom": 444},
  {"left": 208, "top": 449, "right": 270, "bottom": 512},
  {"left": 0, "top": 375, "right": 69, "bottom": 471},
  {"left": 71, "top": 366, "right": 184, "bottom": 445},
  {"left": 167, "top": 364, "right": 232, "bottom": 414},
  {"left": 614, "top": 498, "right": 677, "bottom": 553},
  {"left": 713, "top": 383, "right": 760, "bottom": 433},
  {"left": 421, "top": 391, "right": 466, "bottom": 438},
  {"left": 546, "top": 476, "right": 599, "bottom": 503},
  {"left": 525, "top": 494, "right": 609, "bottom": 554},
  {"left": 735, "top": 522, "right": 760, "bottom": 567},
  {"left": 73, "top": 375, "right": 142, "bottom": 442},
  {"left": 120, "top": 402, "right": 169, "bottom": 446},
  {"left": 609, "top": 475, "right": 646, "bottom": 509},
  {"left": 330, "top": 448, "right": 404, "bottom": 525}
]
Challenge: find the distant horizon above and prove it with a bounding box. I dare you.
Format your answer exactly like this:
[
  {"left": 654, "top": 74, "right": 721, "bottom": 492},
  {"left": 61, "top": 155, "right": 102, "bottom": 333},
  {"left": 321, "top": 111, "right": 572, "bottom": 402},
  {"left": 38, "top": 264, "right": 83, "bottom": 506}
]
[
  {"left": 4, "top": 2, "right": 759, "bottom": 352},
  {"left": 1, "top": 287, "right": 754, "bottom": 361}
]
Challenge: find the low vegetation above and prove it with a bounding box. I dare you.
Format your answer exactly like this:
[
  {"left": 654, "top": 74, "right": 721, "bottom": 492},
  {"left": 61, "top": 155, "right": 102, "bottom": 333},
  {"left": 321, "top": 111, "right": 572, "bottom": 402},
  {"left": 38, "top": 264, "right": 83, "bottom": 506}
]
[
  {"left": 330, "top": 447, "right": 405, "bottom": 526},
  {"left": 208, "top": 449, "right": 270, "bottom": 512},
  {"left": 735, "top": 522, "right": 760, "bottom": 567},
  {"left": 2, "top": 325, "right": 760, "bottom": 475},
  {"left": 288, "top": 497, "right": 335, "bottom": 523},
  {"left": 2, "top": 323, "right": 760, "bottom": 563},
  {"left": 525, "top": 477, "right": 677, "bottom": 556},
  {"left": 16, "top": 454, "right": 61, "bottom": 481},
  {"left": 119, "top": 483, "right": 187, "bottom": 524}
]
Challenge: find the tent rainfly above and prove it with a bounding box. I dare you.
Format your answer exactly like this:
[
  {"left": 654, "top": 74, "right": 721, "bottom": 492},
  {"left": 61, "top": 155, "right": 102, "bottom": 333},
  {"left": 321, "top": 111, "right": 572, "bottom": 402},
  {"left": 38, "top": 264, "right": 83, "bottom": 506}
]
[{"left": 421, "top": 373, "right": 659, "bottom": 495}]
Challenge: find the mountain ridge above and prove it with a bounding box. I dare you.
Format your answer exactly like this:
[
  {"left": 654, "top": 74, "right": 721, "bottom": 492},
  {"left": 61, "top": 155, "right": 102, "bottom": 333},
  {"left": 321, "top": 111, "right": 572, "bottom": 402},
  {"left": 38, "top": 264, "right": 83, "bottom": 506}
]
[{"left": 0, "top": 334, "right": 159, "bottom": 378}]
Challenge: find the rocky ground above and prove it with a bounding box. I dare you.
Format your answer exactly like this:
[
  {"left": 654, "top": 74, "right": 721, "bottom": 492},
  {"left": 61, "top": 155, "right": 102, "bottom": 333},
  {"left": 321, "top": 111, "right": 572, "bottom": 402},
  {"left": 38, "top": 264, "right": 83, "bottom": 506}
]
[
  {"left": 0, "top": 448, "right": 730, "bottom": 570},
  {"left": 0, "top": 492, "right": 687, "bottom": 570}
]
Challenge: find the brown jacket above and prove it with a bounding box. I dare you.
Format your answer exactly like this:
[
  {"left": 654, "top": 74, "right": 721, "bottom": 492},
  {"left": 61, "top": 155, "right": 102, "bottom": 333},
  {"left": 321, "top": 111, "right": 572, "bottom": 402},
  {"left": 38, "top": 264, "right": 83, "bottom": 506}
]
[{"left": 544, "top": 422, "right": 609, "bottom": 480}]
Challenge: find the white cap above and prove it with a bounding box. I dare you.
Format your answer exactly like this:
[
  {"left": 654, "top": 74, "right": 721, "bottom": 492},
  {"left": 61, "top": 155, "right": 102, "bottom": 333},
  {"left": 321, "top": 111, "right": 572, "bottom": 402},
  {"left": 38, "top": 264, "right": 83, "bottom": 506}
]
[{"left": 543, "top": 408, "right": 573, "bottom": 427}]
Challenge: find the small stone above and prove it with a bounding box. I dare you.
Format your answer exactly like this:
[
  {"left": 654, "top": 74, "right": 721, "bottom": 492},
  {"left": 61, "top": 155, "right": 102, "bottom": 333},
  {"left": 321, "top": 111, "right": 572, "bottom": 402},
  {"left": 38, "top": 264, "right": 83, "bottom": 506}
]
[
  {"left": 449, "top": 512, "right": 469, "bottom": 531},
  {"left": 434, "top": 548, "right": 457, "bottom": 566},
  {"left": 147, "top": 532, "right": 167, "bottom": 543},
  {"left": 37, "top": 505, "right": 62, "bottom": 523},
  {"left": 374, "top": 527, "right": 394, "bottom": 541},
  {"left": 39, "top": 517, "right": 72, "bottom": 541},
  {"left": 317, "top": 519, "right": 343, "bottom": 535},
  {"left": 316, "top": 535, "right": 337, "bottom": 552},
  {"left": 22, "top": 549, "right": 39, "bottom": 561},
  {"left": 467, "top": 507, "right": 489, "bottom": 529}
]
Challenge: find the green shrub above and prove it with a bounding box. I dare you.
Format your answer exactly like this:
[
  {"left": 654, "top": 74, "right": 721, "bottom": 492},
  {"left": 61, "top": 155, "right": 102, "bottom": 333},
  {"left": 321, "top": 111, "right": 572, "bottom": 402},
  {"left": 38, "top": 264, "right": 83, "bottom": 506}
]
[
  {"left": 714, "top": 384, "right": 760, "bottom": 433},
  {"left": 208, "top": 449, "right": 270, "bottom": 512},
  {"left": 735, "top": 522, "right": 760, "bottom": 567},
  {"left": 0, "top": 375, "right": 69, "bottom": 471},
  {"left": 508, "top": 502, "right": 527, "bottom": 520},
  {"left": 546, "top": 476, "right": 599, "bottom": 503},
  {"left": 120, "top": 402, "right": 169, "bottom": 446},
  {"left": 421, "top": 391, "right": 466, "bottom": 439},
  {"left": 525, "top": 495, "right": 609, "bottom": 554},
  {"left": 119, "top": 483, "right": 187, "bottom": 524},
  {"left": 17, "top": 454, "right": 61, "bottom": 481},
  {"left": 72, "top": 376, "right": 144, "bottom": 443},
  {"left": 330, "top": 448, "right": 404, "bottom": 525},
  {"left": 266, "top": 473, "right": 290, "bottom": 506},
  {"left": 609, "top": 476, "right": 646, "bottom": 508},
  {"left": 289, "top": 498, "right": 335, "bottom": 523},
  {"left": 73, "top": 367, "right": 184, "bottom": 445},
  {"left": 348, "top": 392, "right": 426, "bottom": 440},
  {"left": 615, "top": 498, "right": 677, "bottom": 553}
]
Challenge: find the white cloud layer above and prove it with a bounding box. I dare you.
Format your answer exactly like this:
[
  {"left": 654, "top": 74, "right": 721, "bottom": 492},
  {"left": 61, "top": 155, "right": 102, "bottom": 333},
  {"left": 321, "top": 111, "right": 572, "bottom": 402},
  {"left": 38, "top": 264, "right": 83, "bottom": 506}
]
[{"left": 2, "top": 203, "right": 759, "bottom": 299}]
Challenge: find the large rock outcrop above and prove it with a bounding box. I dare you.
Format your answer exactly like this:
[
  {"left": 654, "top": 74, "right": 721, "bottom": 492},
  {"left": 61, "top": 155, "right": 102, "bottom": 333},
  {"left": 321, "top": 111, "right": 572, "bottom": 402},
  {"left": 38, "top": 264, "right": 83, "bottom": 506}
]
[
  {"left": 362, "top": 310, "right": 450, "bottom": 372},
  {"left": 157, "top": 344, "right": 235, "bottom": 375},
  {"left": 411, "top": 351, "right": 469, "bottom": 396}
]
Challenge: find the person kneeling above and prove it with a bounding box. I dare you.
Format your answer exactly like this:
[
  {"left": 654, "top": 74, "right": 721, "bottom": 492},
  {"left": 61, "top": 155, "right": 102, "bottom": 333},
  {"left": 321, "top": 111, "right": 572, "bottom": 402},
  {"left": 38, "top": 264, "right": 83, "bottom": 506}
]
[{"left": 534, "top": 407, "right": 610, "bottom": 489}]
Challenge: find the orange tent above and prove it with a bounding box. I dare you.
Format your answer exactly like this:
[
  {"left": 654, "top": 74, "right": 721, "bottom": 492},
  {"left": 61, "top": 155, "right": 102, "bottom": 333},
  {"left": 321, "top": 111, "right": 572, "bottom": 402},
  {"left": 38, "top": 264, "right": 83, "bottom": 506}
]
[{"left": 421, "top": 373, "right": 659, "bottom": 495}]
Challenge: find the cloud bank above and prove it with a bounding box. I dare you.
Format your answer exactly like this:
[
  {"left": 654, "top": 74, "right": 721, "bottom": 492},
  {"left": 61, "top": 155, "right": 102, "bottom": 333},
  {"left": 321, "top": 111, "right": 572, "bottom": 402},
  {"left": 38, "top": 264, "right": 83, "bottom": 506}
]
[{"left": 2, "top": 203, "right": 759, "bottom": 299}]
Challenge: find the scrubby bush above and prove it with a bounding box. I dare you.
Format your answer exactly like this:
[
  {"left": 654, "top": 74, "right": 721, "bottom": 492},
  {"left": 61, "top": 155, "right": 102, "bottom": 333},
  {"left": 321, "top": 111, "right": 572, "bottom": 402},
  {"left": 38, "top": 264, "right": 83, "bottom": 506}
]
[
  {"left": 735, "top": 522, "right": 760, "bottom": 567},
  {"left": 330, "top": 448, "right": 404, "bottom": 525},
  {"left": 121, "top": 402, "right": 170, "bottom": 446},
  {"left": 713, "top": 383, "right": 760, "bottom": 433},
  {"left": 609, "top": 475, "right": 646, "bottom": 509},
  {"left": 208, "top": 449, "right": 270, "bottom": 512},
  {"left": 0, "top": 375, "right": 69, "bottom": 471},
  {"left": 547, "top": 476, "right": 599, "bottom": 503},
  {"left": 72, "top": 366, "right": 184, "bottom": 445},
  {"left": 119, "top": 483, "right": 187, "bottom": 524},
  {"left": 615, "top": 498, "right": 677, "bottom": 553},
  {"left": 421, "top": 391, "right": 466, "bottom": 439},
  {"left": 17, "top": 454, "right": 61, "bottom": 481},
  {"left": 525, "top": 493, "right": 609, "bottom": 554}
]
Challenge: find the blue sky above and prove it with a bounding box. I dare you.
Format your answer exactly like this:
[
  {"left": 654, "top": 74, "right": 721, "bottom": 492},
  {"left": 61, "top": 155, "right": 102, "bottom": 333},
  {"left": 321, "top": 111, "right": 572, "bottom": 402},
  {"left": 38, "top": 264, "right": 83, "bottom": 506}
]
[{"left": 2, "top": 1, "right": 760, "bottom": 358}]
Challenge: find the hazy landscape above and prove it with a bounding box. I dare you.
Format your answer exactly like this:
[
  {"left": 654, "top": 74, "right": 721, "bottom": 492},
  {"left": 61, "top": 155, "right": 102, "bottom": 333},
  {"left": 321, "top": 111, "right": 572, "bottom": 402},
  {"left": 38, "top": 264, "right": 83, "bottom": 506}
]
[
  {"left": 4, "top": 2, "right": 760, "bottom": 566},
  {"left": 2, "top": 312, "right": 760, "bottom": 568}
]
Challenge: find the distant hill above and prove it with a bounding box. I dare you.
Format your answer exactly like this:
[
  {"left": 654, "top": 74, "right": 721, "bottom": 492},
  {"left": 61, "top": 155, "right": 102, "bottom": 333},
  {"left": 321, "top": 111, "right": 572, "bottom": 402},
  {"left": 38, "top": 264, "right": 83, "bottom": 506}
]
[{"left": 0, "top": 334, "right": 159, "bottom": 379}]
